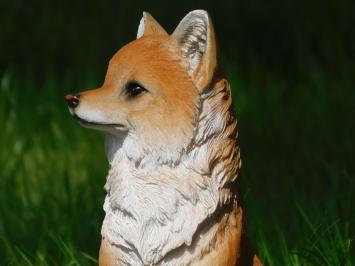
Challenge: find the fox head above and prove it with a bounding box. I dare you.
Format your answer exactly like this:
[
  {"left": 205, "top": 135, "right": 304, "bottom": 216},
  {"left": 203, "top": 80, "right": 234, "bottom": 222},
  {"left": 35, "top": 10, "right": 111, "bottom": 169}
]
[{"left": 66, "top": 10, "right": 218, "bottom": 162}]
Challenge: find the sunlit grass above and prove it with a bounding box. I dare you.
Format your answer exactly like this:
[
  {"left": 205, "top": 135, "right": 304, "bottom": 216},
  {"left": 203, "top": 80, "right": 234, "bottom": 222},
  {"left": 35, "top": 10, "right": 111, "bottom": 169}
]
[{"left": 0, "top": 67, "right": 354, "bottom": 265}]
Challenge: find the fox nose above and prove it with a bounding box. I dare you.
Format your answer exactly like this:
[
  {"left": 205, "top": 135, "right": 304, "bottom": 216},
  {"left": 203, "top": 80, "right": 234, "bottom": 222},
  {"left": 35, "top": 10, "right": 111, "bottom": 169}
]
[{"left": 65, "top": 94, "right": 81, "bottom": 108}]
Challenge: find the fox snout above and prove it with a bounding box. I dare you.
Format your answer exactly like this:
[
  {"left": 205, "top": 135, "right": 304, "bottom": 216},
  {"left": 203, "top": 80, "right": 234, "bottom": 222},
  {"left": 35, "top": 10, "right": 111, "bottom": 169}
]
[{"left": 65, "top": 94, "right": 81, "bottom": 109}]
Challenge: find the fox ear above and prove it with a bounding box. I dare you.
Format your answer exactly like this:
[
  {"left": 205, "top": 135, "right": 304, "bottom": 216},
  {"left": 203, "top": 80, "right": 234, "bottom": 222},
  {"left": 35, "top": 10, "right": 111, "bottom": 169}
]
[
  {"left": 137, "top": 12, "right": 168, "bottom": 38},
  {"left": 172, "top": 10, "right": 217, "bottom": 92}
]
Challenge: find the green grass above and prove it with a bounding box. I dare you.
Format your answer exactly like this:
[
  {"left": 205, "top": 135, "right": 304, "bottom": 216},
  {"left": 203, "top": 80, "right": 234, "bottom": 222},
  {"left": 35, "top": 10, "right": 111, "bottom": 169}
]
[{"left": 0, "top": 66, "right": 354, "bottom": 265}]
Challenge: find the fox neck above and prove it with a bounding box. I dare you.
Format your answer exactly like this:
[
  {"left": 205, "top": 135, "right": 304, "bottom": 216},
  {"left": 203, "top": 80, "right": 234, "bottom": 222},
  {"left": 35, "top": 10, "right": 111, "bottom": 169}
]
[{"left": 102, "top": 79, "right": 241, "bottom": 265}]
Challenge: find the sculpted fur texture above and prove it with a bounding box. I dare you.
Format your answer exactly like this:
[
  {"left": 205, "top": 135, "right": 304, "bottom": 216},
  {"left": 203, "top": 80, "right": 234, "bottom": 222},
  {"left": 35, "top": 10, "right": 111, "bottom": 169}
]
[{"left": 66, "top": 9, "right": 261, "bottom": 266}]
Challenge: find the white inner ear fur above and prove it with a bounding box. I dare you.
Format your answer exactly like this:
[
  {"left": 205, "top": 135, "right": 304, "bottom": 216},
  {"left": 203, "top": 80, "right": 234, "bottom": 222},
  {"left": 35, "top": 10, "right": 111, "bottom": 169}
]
[
  {"left": 137, "top": 16, "right": 145, "bottom": 39},
  {"left": 173, "top": 10, "right": 209, "bottom": 75}
]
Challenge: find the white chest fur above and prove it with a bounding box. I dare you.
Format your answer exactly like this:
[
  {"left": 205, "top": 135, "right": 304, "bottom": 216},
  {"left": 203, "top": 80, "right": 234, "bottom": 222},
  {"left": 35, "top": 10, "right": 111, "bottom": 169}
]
[{"left": 102, "top": 149, "right": 221, "bottom": 265}]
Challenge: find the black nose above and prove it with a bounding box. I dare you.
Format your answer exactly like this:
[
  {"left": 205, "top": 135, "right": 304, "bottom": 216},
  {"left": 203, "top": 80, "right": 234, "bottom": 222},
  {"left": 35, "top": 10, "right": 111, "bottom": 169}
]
[{"left": 65, "top": 94, "right": 80, "bottom": 108}]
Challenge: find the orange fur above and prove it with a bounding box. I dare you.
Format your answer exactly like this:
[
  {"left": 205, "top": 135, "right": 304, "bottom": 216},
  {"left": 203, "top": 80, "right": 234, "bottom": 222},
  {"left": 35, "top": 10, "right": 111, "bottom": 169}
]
[{"left": 79, "top": 35, "right": 198, "bottom": 151}]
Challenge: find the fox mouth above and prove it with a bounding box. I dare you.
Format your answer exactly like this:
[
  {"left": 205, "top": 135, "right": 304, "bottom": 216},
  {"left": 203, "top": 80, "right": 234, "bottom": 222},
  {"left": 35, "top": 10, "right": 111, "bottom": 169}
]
[{"left": 73, "top": 114, "right": 127, "bottom": 131}]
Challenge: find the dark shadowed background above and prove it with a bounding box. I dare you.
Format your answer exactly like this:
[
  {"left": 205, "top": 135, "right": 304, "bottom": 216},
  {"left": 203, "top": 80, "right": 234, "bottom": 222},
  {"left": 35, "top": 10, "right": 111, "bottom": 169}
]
[{"left": 0, "top": 0, "right": 354, "bottom": 265}]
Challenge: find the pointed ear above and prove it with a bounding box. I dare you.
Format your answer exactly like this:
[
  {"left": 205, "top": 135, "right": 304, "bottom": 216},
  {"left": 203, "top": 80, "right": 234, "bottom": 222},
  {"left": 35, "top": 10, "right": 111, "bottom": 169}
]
[
  {"left": 172, "top": 10, "right": 217, "bottom": 92},
  {"left": 137, "top": 12, "right": 168, "bottom": 39}
]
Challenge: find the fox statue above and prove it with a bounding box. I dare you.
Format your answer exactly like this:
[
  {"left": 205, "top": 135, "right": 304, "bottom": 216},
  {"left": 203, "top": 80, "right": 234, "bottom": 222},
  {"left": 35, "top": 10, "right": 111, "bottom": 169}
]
[{"left": 66, "top": 10, "right": 261, "bottom": 266}]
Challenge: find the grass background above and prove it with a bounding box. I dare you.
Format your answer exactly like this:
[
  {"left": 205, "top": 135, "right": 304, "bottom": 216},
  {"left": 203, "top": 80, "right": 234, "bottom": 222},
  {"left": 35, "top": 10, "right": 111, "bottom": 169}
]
[{"left": 0, "top": 0, "right": 354, "bottom": 265}]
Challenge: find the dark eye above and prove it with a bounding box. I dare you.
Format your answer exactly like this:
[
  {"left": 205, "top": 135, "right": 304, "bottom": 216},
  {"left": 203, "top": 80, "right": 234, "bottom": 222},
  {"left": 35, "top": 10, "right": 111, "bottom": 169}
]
[{"left": 125, "top": 82, "right": 146, "bottom": 98}]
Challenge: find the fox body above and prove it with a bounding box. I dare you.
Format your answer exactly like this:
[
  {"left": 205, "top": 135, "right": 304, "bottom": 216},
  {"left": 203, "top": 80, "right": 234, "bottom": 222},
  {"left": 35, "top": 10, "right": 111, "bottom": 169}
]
[{"left": 66, "top": 10, "right": 261, "bottom": 266}]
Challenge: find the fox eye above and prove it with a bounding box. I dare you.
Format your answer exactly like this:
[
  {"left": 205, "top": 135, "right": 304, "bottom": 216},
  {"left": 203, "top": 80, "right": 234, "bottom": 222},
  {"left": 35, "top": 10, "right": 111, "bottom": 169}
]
[{"left": 125, "top": 82, "right": 146, "bottom": 98}]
